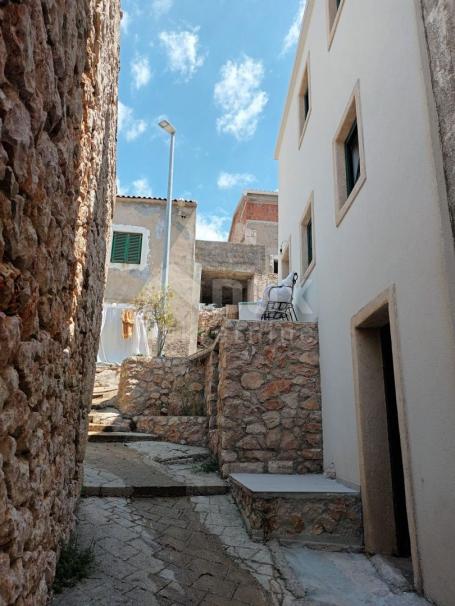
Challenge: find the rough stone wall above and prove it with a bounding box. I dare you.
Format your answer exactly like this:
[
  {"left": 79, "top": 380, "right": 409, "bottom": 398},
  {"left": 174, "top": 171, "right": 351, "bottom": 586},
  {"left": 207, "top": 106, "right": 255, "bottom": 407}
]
[
  {"left": 205, "top": 347, "right": 220, "bottom": 454},
  {"left": 198, "top": 307, "right": 226, "bottom": 348},
  {"left": 117, "top": 354, "right": 208, "bottom": 419},
  {"left": 249, "top": 273, "right": 279, "bottom": 302},
  {"left": 0, "top": 1, "right": 120, "bottom": 603},
  {"left": 230, "top": 480, "right": 362, "bottom": 546},
  {"left": 214, "top": 321, "right": 322, "bottom": 477},
  {"left": 420, "top": 0, "right": 455, "bottom": 241},
  {"left": 136, "top": 415, "right": 208, "bottom": 447}
]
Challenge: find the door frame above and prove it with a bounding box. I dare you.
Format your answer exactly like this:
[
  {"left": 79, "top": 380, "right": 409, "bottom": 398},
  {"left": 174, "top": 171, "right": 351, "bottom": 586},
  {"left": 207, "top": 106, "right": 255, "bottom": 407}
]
[{"left": 351, "top": 285, "right": 421, "bottom": 590}]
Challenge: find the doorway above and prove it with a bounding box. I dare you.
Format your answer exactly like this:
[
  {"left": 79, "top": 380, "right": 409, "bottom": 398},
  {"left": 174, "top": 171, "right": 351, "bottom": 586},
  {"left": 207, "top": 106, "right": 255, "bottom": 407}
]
[{"left": 351, "top": 288, "right": 420, "bottom": 587}]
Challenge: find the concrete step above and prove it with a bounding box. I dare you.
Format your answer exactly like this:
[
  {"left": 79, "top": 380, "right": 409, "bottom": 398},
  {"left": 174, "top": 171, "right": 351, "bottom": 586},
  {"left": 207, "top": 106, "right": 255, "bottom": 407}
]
[
  {"left": 88, "top": 431, "right": 156, "bottom": 443},
  {"left": 88, "top": 408, "right": 131, "bottom": 433},
  {"left": 88, "top": 423, "right": 132, "bottom": 433}
]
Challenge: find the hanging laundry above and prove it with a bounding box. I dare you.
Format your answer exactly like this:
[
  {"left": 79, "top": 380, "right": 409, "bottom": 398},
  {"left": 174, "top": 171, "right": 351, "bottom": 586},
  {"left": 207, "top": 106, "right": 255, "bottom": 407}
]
[{"left": 122, "top": 309, "right": 136, "bottom": 339}]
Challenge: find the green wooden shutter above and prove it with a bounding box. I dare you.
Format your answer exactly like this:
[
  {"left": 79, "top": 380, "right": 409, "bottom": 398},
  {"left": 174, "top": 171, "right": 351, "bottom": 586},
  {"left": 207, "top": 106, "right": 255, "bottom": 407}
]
[
  {"left": 111, "top": 232, "right": 142, "bottom": 264},
  {"left": 126, "top": 233, "right": 142, "bottom": 263}
]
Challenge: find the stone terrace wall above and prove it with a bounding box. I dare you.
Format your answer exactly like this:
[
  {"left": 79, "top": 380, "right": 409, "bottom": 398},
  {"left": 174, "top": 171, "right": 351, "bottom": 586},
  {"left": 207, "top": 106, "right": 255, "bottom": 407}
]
[
  {"left": 117, "top": 353, "right": 208, "bottom": 419},
  {"left": 0, "top": 2, "right": 120, "bottom": 604},
  {"left": 214, "top": 321, "right": 322, "bottom": 477}
]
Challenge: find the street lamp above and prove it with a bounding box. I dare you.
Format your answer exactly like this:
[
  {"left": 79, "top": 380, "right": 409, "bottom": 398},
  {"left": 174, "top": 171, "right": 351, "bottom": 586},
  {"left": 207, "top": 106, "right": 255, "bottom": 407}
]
[{"left": 158, "top": 119, "right": 176, "bottom": 292}]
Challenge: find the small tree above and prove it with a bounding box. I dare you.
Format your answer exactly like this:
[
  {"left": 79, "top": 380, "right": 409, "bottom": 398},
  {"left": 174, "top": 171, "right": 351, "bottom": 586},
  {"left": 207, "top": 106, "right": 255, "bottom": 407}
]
[{"left": 135, "top": 287, "right": 176, "bottom": 357}]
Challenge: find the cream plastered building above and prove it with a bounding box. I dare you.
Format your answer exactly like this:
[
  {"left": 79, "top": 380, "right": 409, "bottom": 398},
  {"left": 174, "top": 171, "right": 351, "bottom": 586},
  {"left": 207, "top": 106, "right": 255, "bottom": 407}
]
[
  {"left": 104, "top": 195, "right": 201, "bottom": 356},
  {"left": 276, "top": 1, "right": 455, "bottom": 605}
]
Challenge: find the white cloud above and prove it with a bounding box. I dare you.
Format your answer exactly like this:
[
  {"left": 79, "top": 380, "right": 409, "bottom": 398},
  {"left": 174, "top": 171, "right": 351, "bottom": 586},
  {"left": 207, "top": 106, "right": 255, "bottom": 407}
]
[
  {"left": 118, "top": 101, "right": 147, "bottom": 141},
  {"left": 217, "top": 171, "right": 256, "bottom": 190},
  {"left": 159, "top": 29, "right": 205, "bottom": 81},
  {"left": 121, "top": 10, "right": 130, "bottom": 33},
  {"left": 132, "top": 178, "right": 153, "bottom": 197},
  {"left": 196, "top": 215, "right": 229, "bottom": 241},
  {"left": 152, "top": 0, "right": 173, "bottom": 16},
  {"left": 131, "top": 55, "right": 152, "bottom": 89},
  {"left": 214, "top": 56, "right": 268, "bottom": 141},
  {"left": 282, "top": 0, "right": 307, "bottom": 55}
]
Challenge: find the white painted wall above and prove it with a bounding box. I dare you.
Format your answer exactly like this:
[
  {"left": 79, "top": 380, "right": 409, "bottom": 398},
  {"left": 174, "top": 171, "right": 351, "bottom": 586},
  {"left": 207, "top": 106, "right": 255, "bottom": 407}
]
[{"left": 277, "top": 2, "right": 455, "bottom": 605}]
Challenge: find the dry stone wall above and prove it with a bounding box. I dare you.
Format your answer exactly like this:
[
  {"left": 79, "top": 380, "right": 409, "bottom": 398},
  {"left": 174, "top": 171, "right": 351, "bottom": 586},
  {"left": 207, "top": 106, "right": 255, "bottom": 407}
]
[
  {"left": 117, "top": 353, "right": 208, "bottom": 418},
  {"left": 136, "top": 416, "right": 208, "bottom": 447},
  {"left": 0, "top": 1, "right": 120, "bottom": 603},
  {"left": 214, "top": 321, "right": 323, "bottom": 477}
]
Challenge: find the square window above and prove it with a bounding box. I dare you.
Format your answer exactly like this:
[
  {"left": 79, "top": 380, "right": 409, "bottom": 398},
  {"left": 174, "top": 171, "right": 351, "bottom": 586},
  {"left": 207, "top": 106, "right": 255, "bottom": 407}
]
[
  {"left": 111, "top": 231, "right": 143, "bottom": 264},
  {"left": 333, "top": 82, "right": 366, "bottom": 226},
  {"left": 300, "top": 193, "right": 315, "bottom": 282},
  {"left": 298, "top": 58, "right": 311, "bottom": 146},
  {"left": 327, "top": 0, "right": 345, "bottom": 49}
]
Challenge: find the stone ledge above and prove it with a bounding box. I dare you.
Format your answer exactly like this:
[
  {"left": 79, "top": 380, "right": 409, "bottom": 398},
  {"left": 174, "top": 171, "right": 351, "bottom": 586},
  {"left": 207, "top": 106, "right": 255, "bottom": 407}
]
[{"left": 230, "top": 473, "right": 363, "bottom": 547}]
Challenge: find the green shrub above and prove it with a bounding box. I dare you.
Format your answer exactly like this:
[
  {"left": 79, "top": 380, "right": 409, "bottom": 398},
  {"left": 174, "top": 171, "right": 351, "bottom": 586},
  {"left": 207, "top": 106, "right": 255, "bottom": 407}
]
[
  {"left": 53, "top": 534, "right": 95, "bottom": 594},
  {"left": 193, "top": 456, "right": 219, "bottom": 473}
]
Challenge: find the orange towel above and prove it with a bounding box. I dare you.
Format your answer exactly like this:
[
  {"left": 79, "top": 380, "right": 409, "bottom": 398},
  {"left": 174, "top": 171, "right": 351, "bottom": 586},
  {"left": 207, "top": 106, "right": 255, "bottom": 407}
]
[{"left": 121, "top": 309, "right": 135, "bottom": 339}]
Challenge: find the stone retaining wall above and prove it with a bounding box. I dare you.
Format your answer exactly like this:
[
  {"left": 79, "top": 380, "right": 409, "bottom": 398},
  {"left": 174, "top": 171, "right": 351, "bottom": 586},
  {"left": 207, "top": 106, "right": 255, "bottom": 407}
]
[
  {"left": 117, "top": 352, "right": 208, "bottom": 418},
  {"left": 136, "top": 416, "right": 208, "bottom": 447},
  {"left": 0, "top": 1, "right": 120, "bottom": 603},
  {"left": 213, "top": 321, "right": 323, "bottom": 477}
]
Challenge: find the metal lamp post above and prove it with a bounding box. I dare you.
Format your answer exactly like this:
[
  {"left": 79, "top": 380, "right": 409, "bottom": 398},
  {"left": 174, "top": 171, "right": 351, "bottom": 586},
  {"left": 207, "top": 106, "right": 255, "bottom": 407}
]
[{"left": 158, "top": 119, "right": 176, "bottom": 292}]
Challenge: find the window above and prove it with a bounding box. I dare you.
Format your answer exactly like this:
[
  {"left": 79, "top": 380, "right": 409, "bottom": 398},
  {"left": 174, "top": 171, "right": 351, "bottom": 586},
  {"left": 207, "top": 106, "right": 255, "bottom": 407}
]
[
  {"left": 333, "top": 82, "right": 366, "bottom": 226},
  {"left": 345, "top": 120, "right": 360, "bottom": 197},
  {"left": 273, "top": 258, "right": 279, "bottom": 274},
  {"left": 327, "top": 0, "right": 345, "bottom": 49},
  {"left": 298, "top": 58, "right": 311, "bottom": 146},
  {"left": 300, "top": 193, "right": 315, "bottom": 282},
  {"left": 110, "top": 231, "right": 143, "bottom": 264}
]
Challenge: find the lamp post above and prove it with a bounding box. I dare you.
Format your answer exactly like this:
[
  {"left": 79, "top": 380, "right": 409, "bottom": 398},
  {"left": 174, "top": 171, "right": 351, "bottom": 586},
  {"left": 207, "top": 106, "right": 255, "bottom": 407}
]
[{"left": 158, "top": 119, "right": 176, "bottom": 292}]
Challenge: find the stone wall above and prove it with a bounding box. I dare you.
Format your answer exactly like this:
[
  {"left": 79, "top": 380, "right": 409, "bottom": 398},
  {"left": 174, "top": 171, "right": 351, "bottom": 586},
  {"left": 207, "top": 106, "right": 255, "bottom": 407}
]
[
  {"left": 136, "top": 416, "right": 208, "bottom": 447},
  {"left": 117, "top": 353, "right": 208, "bottom": 418},
  {"left": 196, "top": 240, "right": 266, "bottom": 274},
  {"left": 420, "top": 0, "right": 455, "bottom": 241},
  {"left": 230, "top": 480, "right": 363, "bottom": 546},
  {"left": 198, "top": 307, "right": 226, "bottom": 348},
  {"left": 213, "top": 321, "right": 322, "bottom": 477},
  {"left": 0, "top": 1, "right": 119, "bottom": 603}
]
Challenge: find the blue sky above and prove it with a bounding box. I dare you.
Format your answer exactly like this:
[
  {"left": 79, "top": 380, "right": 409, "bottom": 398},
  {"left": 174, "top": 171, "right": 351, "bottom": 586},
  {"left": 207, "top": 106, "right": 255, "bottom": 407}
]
[{"left": 117, "top": 0, "right": 306, "bottom": 240}]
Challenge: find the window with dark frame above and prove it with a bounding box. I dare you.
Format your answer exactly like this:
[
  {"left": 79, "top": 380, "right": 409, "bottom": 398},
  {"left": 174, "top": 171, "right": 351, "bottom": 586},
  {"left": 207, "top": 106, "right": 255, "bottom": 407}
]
[
  {"left": 306, "top": 218, "right": 313, "bottom": 266},
  {"left": 344, "top": 120, "right": 361, "bottom": 198},
  {"left": 299, "top": 63, "right": 310, "bottom": 140},
  {"left": 110, "top": 231, "right": 143, "bottom": 264}
]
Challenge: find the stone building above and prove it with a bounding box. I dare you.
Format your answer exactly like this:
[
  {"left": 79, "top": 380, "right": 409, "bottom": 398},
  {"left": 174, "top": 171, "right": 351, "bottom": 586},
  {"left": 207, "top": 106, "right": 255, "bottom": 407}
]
[
  {"left": 103, "top": 195, "right": 201, "bottom": 357},
  {"left": 275, "top": 1, "right": 455, "bottom": 605},
  {"left": 228, "top": 190, "right": 279, "bottom": 273},
  {"left": 196, "top": 190, "right": 278, "bottom": 308},
  {"left": 0, "top": 1, "right": 120, "bottom": 603}
]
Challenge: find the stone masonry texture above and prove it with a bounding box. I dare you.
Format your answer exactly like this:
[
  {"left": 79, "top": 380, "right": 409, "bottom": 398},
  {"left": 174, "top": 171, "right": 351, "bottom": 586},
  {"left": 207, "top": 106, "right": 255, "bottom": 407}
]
[
  {"left": 420, "top": 0, "right": 455, "bottom": 241},
  {"left": 0, "top": 1, "right": 120, "bottom": 603},
  {"left": 213, "top": 321, "right": 323, "bottom": 477},
  {"left": 118, "top": 354, "right": 207, "bottom": 418}
]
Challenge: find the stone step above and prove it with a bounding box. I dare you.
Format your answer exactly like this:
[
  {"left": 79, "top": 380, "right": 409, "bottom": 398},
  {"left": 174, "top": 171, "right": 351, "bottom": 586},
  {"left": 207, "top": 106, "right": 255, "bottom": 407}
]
[
  {"left": 82, "top": 483, "right": 228, "bottom": 498},
  {"left": 88, "top": 423, "right": 132, "bottom": 433},
  {"left": 229, "top": 473, "right": 363, "bottom": 549},
  {"left": 87, "top": 431, "right": 156, "bottom": 443}
]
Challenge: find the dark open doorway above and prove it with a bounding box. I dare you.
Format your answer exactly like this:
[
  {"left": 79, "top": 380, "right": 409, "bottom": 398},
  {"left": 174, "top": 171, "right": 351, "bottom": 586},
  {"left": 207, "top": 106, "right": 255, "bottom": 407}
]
[
  {"left": 380, "top": 324, "right": 411, "bottom": 557},
  {"left": 351, "top": 288, "right": 419, "bottom": 588}
]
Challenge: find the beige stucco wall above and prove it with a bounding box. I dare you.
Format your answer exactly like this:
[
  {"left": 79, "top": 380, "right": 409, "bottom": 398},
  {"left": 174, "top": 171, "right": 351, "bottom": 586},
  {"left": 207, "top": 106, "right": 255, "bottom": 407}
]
[
  {"left": 277, "top": 1, "right": 455, "bottom": 604},
  {"left": 105, "top": 197, "right": 199, "bottom": 356}
]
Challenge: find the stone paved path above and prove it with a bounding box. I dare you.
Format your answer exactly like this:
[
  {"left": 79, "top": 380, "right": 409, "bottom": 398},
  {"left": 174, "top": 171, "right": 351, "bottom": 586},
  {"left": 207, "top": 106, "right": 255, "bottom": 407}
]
[
  {"left": 84, "top": 441, "right": 227, "bottom": 497},
  {"left": 52, "top": 495, "right": 303, "bottom": 606}
]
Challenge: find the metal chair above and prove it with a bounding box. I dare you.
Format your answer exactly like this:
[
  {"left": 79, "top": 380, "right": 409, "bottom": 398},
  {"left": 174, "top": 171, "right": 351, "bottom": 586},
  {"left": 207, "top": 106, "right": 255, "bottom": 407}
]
[{"left": 261, "top": 272, "right": 298, "bottom": 321}]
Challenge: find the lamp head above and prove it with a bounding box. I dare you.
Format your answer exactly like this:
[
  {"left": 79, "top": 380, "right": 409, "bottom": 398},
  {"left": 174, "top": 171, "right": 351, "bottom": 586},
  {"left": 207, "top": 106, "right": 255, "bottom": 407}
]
[{"left": 158, "top": 119, "right": 176, "bottom": 135}]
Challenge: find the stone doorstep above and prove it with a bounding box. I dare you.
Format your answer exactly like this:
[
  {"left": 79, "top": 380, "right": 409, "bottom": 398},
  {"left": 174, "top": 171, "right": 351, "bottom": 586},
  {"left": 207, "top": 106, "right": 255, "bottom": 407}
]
[
  {"left": 81, "top": 483, "right": 228, "bottom": 498},
  {"left": 229, "top": 473, "right": 359, "bottom": 498},
  {"left": 229, "top": 473, "right": 363, "bottom": 550}
]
